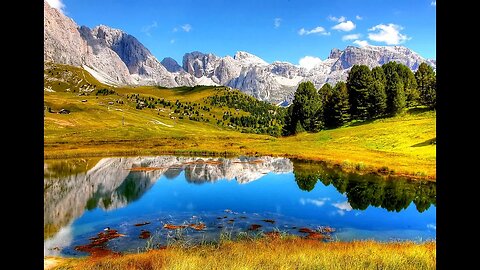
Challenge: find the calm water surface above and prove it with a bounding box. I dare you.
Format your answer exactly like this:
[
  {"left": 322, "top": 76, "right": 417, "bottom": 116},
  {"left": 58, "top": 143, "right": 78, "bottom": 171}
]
[{"left": 44, "top": 156, "right": 436, "bottom": 257}]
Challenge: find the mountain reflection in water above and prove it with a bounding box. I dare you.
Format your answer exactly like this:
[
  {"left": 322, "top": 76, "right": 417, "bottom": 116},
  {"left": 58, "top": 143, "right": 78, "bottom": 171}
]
[
  {"left": 44, "top": 156, "right": 293, "bottom": 238},
  {"left": 44, "top": 156, "right": 435, "bottom": 256}
]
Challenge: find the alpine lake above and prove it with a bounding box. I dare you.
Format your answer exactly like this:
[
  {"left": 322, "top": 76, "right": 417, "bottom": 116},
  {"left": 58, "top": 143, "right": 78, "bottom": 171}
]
[{"left": 44, "top": 156, "right": 436, "bottom": 257}]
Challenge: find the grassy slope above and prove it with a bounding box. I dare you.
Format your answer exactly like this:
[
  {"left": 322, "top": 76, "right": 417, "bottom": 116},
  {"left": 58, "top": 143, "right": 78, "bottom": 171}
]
[
  {"left": 46, "top": 239, "right": 436, "bottom": 270},
  {"left": 44, "top": 63, "right": 436, "bottom": 179}
]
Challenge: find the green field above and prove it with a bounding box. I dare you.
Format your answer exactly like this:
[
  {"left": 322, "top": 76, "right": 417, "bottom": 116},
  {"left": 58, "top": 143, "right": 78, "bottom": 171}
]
[{"left": 44, "top": 63, "right": 436, "bottom": 179}]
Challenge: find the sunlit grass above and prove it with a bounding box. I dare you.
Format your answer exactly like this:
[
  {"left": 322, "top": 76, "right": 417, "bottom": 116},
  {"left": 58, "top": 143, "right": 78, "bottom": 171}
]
[
  {"left": 44, "top": 64, "right": 436, "bottom": 179},
  {"left": 46, "top": 239, "right": 436, "bottom": 270},
  {"left": 44, "top": 99, "right": 435, "bottom": 179}
]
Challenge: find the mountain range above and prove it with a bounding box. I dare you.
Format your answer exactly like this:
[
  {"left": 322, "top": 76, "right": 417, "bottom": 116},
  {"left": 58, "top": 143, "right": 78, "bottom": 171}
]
[{"left": 44, "top": 1, "right": 436, "bottom": 104}]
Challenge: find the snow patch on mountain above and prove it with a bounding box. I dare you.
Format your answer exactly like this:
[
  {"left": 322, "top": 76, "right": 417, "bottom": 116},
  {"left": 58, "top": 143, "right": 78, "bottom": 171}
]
[
  {"left": 82, "top": 65, "right": 119, "bottom": 86},
  {"left": 234, "top": 51, "right": 269, "bottom": 66}
]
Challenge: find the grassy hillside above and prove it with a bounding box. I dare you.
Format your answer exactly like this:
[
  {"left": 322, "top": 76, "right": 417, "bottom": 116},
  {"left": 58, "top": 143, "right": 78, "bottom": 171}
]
[
  {"left": 44, "top": 63, "right": 436, "bottom": 179},
  {"left": 45, "top": 238, "right": 435, "bottom": 270}
]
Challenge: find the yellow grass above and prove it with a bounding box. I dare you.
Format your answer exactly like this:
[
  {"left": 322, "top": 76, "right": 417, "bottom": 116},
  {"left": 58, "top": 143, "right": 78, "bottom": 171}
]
[
  {"left": 44, "top": 64, "right": 436, "bottom": 179},
  {"left": 46, "top": 239, "right": 436, "bottom": 270},
  {"left": 44, "top": 104, "right": 435, "bottom": 179}
]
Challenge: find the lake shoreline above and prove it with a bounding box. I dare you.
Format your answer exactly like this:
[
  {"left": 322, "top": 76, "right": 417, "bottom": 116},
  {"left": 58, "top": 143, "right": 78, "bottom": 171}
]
[
  {"left": 43, "top": 147, "right": 436, "bottom": 181},
  {"left": 44, "top": 238, "right": 436, "bottom": 270}
]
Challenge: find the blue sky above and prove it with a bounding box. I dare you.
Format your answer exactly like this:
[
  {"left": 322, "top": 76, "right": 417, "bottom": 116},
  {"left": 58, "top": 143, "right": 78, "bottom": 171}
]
[{"left": 48, "top": 0, "right": 436, "bottom": 67}]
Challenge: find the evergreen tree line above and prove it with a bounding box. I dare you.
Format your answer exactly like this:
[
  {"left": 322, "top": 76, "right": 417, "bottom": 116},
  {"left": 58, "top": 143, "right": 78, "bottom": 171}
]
[
  {"left": 208, "top": 89, "right": 286, "bottom": 136},
  {"left": 283, "top": 62, "right": 436, "bottom": 135}
]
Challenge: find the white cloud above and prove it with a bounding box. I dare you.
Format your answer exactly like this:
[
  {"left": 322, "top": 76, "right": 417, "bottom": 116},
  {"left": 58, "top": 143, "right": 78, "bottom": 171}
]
[
  {"left": 328, "top": 15, "right": 346, "bottom": 23},
  {"left": 173, "top": 27, "right": 178, "bottom": 32},
  {"left": 332, "top": 21, "right": 356, "bottom": 32},
  {"left": 427, "top": 224, "right": 436, "bottom": 230},
  {"left": 342, "top": 33, "right": 361, "bottom": 41},
  {"left": 181, "top": 24, "right": 192, "bottom": 32},
  {"left": 333, "top": 201, "right": 353, "bottom": 211},
  {"left": 170, "top": 39, "right": 175, "bottom": 44},
  {"left": 298, "top": 26, "right": 330, "bottom": 36},
  {"left": 46, "top": 0, "right": 65, "bottom": 14},
  {"left": 353, "top": 40, "right": 370, "bottom": 47},
  {"left": 368, "top": 23, "right": 410, "bottom": 45},
  {"left": 299, "top": 197, "right": 330, "bottom": 207},
  {"left": 141, "top": 21, "right": 158, "bottom": 37},
  {"left": 431, "top": 1, "right": 436, "bottom": 6},
  {"left": 356, "top": 15, "right": 363, "bottom": 20},
  {"left": 332, "top": 201, "right": 353, "bottom": 216},
  {"left": 274, "top": 18, "right": 282, "bottom": 28},
  {"left": 298, "top": 56, "right": 323, "bottom": 70}
]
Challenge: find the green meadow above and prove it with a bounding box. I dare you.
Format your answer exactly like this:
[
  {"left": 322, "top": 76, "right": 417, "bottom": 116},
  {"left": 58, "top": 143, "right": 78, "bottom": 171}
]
[{"left": 44, "top": 63, "right": 435, "bottom": 179}]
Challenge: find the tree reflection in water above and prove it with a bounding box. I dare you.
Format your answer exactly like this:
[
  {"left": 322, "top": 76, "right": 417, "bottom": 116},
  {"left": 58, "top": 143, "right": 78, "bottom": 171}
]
[{"left": 292, "top": 160, "right": 436, "bottom": 213}]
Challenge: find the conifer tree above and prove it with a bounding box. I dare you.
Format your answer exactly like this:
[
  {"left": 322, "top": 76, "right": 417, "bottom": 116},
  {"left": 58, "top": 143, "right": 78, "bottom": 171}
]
[
  {"left": 283, "top": 81, "right": 323, "bottom": 134},
  {"left": 367, "top": 81, "right": 387, "bottom": 118},
  {"left": 346, "top": 65, "right": 373, "bottom": 120},
  {"left": 415, "top": 62, "right": 436, "bottom": 109},
  {"left": 319, "top": 83, "right": 334, "bottom": 127},
  {"left": 396, "top": 64, "right": 419, "bottom": 107},
  {"left": 383, "top": 62, "right": 406, "bottom": 115},
  {"left": 329, "top": 81, "right": 350, "bottom": 127}
]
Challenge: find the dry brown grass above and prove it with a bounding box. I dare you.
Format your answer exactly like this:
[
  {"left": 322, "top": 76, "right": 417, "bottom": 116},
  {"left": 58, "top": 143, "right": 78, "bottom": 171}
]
[{"left": 48, "top": 239, "right": 436, "bottom": 270}]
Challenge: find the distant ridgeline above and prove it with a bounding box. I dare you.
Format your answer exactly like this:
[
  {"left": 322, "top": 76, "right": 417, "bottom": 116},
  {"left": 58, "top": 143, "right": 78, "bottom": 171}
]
[{"left": 282, "top": 62, "right": 436, "bottom": 136}]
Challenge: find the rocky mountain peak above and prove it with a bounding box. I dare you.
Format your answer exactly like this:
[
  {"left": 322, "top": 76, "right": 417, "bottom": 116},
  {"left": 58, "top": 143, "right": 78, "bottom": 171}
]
[
  {"left": 234, "top": 51, "right": 268, "bottom": 66},
  {"left": 328, "top": 48, "right": 343, "bottom": 59},
  {"left": 91, "top": 25, "right": 158, "bottom": 76},
  {"left": 161, "top": 57, "right": 183, "bottom": 72},
  {"left": 44, "top": 4, "right": 178, "bottom": 87},
  {"left": 182, "top": 51, "right": 220, "bottom": 78},
  {"left": 91, "top": 25, "right": 125, "bottom": 46},
  {"left": 44, "top": 1, "right": 135, "bottom": 85},
  {"left": 44, "top": 0, "right": 87, "bottom": 67}
]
